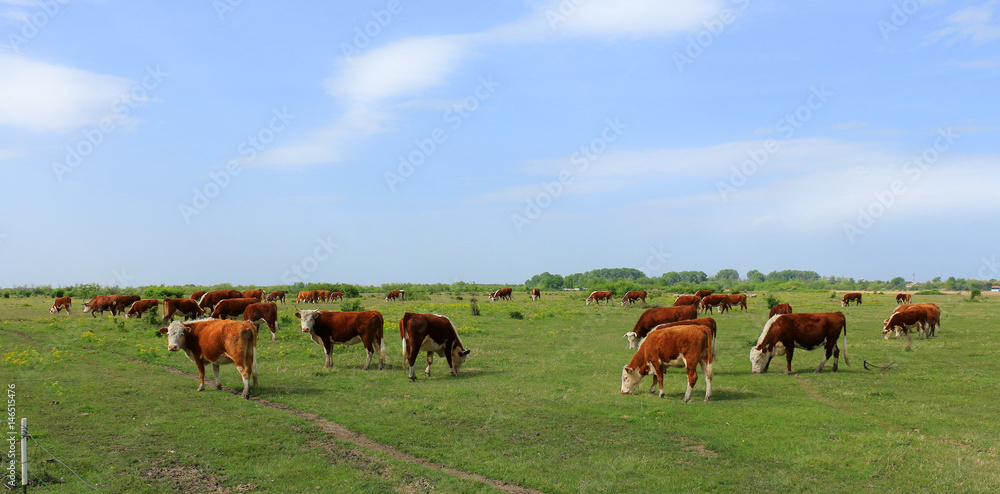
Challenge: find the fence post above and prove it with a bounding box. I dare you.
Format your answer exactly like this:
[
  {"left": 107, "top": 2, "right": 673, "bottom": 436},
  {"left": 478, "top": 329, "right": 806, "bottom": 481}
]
[{"left": 20, "top": 418, "right": 27, "bottom": 494}]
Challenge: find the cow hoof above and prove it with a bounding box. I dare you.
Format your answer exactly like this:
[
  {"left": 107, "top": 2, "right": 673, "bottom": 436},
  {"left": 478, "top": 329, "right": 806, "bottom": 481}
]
[
  {"left": 215, "top": 385, "right": 222, "bottom": 390},
  {"left": 196, "top": 386, "right": 204, "bottom": 392},
  {"left": 408, "top": 376, "right": 416, "bottom": 382}
]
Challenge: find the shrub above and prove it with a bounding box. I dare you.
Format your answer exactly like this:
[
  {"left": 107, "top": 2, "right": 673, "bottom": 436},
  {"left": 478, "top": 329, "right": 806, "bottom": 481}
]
[
  {"left": 469, "top": 298, "right": 480, "bottom": 317},
  {"left": 143, "top": 306, "right": 160, "bottom": 327},
  {"left": 763, "top": 294, "right": 781, "bottom": 310},
  {"left": 144, "top": 285, "right": 185, "bottom": 299},
  {"left": 915, "top": 290, "right": 943, "bottom": 295},
  {"left": 455, "top": 295, "right": 464, "bottom": 300},
  {"left": 53, "top": 289, "right": 65, "bottom": 298},
  {"left": 971, "top": 288, "right": 981, "bottom": 300},
  {"left": 340, "top": 299, "right": 364, "bottom": 312},
  {"left": 509, "top": 311, "right": 524, "bottom": 320}
]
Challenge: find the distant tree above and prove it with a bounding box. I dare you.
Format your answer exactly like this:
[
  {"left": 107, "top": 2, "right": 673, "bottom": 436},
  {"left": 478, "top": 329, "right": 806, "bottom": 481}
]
[
  {"left": 746, "top": 270, "right": 765, "bottom": 283},
  {"left": 932, "top": 276, "right": 942, "bottom": 283},
  {"left": 889, "top": 276, "right": 906, "bottom": 289},
  {"left": 584, "top": 268, "right": 646, "bottom": 281},
  {"left": 714, "top": 269, "right": 740, "bottom": 282}
]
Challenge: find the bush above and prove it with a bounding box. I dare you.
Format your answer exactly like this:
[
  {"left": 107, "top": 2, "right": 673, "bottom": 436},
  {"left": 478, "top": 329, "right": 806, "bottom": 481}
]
[
  {"left": 971, "top": 288, "right": 981, "bottom": 300},
  {"left": 340, "top": 299, "right": 364, "bottom": 312},
  {"left": 454, "top": 295, "right": 463, "bottom": 300},
  {"left": 763, "top": 294, "right": 781, "bottom": 310},
  {"left": 469, "top": 298, "right": 480, "bottom": 317},
  {"left": 509, "top": 311, "right": 524, "bottom": 320},
  {"left": 144, "top": 285, "right": 186, "bottom": 299},
  {"left": 53, "top": 289, "right": 65, "bottom": 298},
  {"left": 915, "top": 290, "right": 943, "bottom": 295}
]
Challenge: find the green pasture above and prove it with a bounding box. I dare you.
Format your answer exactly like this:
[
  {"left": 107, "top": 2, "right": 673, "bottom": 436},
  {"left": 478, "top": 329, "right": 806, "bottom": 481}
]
[{"left": 1, "top": 290, "right": 998, "bottom": 493}]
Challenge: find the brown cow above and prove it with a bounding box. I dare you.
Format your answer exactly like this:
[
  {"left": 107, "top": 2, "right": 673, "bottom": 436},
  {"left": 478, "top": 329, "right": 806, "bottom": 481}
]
[
  {"left": 163, "top": 298, "right": 202, "bottom": 323},
  {"left": 109, "top": 294, "right": 141, "bottom": 315},
  {"left": 211, "top": 298, "right": 260, "bottom": 320},
  {"left": 243, "top": 302, "right": 278, "bottom": 341},
  {"left": 624, "top": 305, "right": 698, "bottom": 344},
  {"left": 621, "top": 290, "right": 647, "bottom": 307},
  {"left": 725, "top": 294, "right": 748, "bottom": 312},
  {"left": 700, "top": 294, "right": 730, "bottom": 314},
  {"left": 83, "top": 295, "right": 116, "bottom": 317},
  {"left": 198, "top": 290, "right": 243, "bottom": 313},
  {"left": 125, "top": 299, "right": 159, "bottom": 318},
  {"left": 625, "top": 316, "right": 717, "bottom": 353},
  {"left": 295, "top": 309, "right": 385, "bottom": 370},
  {"left": 586, "top": 290, "right": 613, "bottom": 305},
  {"left": 672, "top": 295, "right": 701, "bottom": 307},
  {"left": 191, "top": 290, "right": 206, "bottom": 303},
  {"left": 399, "top": 312, "right": 471, "bottom": 381},
  {"left": 620, "top": 324, "right": 713, "bottom": 402},
  {"left": 896, "top": 303, "right": 941, "bottom": 337},
  {"left": 49, "top": 296, "right": 72, "bottom": 315},
  {"left": 385, "top": 289, "right": 405, "bottom": 302},
  {"left": 159, "top": 319, "right": 258, "bottom": 399},
  {"left": 267, "top": 290, "right": 286, "bottom": 303},
  {"left": 694, "top": 289, "right": 713, "bottom": 299},
  {"left": 768, "top": 303, "right": 793, "bottom": 319},
  {"left": 886, "top": 303, "right": 941, "bottom": 345},
  {"left": 530, "top": 288, "right": 541, "bottom": 301},
  {"left": 841, "top": 292, "right": 863, "bottom": 307},
  {"left": 317, "top": 290, "right": 331, "bottom": 302},
  {"left": 895, "top": 293, "right": 912, "bottom": 305},
  {"left": 750, "top": 312, "right": 849, "bottom": 374},
  {"left": 488, "top": 288, "right": 512, "bottom": 301},
  {"left": 241, "top": 289, "right": 265, "bottom": 302},
  {"left": 329, "top": 291, "right": 344, "bottom": 301},
  {"left": 295, "top": 290, "right": 317, "bottom": 304}
]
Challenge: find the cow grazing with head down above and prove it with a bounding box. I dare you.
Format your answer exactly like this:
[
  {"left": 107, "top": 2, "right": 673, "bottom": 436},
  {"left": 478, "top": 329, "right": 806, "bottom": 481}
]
[
  {"left": 700, "top": 294, "right": 730, "bottom": 314},
  {"left": 211, "top": 298, "right": 261, "bottom": 320},
  {"left": 530, "top": 288, "right": 541, "bottom": 301},
  {"left": 49, "top": 297, "right": 72, "bottom": 315},
  {"left": 884, "top": 303, "right": 941, "bottom": 348},
  {"left": 125, "top": 299, "right": 159, "bottom": 319},
  {"left": 896, "top": 293, "right": 911, "bottom": 305},
  {"left": 586, "top": 291, "right": 613, "bottom": 305},
  {"left": 198, "top": 290, "right": 243, "bottom": 314},
  {"left": 241, "top": 289, "right": 265, "bottom": 302},
  {"left": 841, "top": 292, "right": 863, "bottom": 307},
  {"left": 399, "top": 312, "right": 471, "bottom": 381},
  {"left": 673, "top": 295, "right": 701, "bottom": 307},
  {"left": 317, "top": 290, "right": 331, "bottom": 302},
  {"left": 110, "top": 295, "right": 141, "bottom": 315},
  {"left": 191, "top": 291, "right": 206, "bottom": 303},
  {"left": 750, "top": 312, "right": 849, "bottom": 374},
  {"left": 163, "top": 298, "right": 202, "bottom": 323},
  {"left": 295, "top": 309, "right": 385, "bottom": 370},
  {"left": 621, "top": 324, "right": 713, "bottom": 402},
  {"left": 329, "top": 291, "right": 344, "bottom": 301},
  {"left": 267, "top": 290, "right": 286, "bottom": 304},
  {"left": 385, "top": 290, "right": 405, "bottom": 302},
  {"left": 768, "top": 303, "right": 793, "bottom": 319},
  {"left": 621, "top": 290, "right": 647, "bottom": 307},
  {"left": 159, "top": 319, "right": 258, "bottom": 399},
  {"left": 488, "top": 288, "right": 513, "bottom": 301},
  {"left": 243, "top": 302, "right": 278, "bottom": 341},
  {"left": 625, "top": 317, "right": 717, "bottom": 354},
  {"left": 725, "top": 294, "right": 748, "bottom": 312},
  {"left": 623, "top": 305, "right": 698, "bottom": 346},
  {"left": 83, "top": 295, "right": 116, "bottom": 317}
]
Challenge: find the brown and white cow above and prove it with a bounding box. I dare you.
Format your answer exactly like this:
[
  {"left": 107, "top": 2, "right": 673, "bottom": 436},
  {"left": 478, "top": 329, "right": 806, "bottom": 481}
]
[
  {"left": 295, "top": 309, "right": 385, "bottom": 370},
  {"left": 488, "top": 288, "right": 513, "bottom": 301},
  {"left": 623, "top": 305, "right": 698, "bottom": 346},
  {"left": 672, "top": 295, "right": 701, "bottom": 307},
  {"left": 109, "top": 294, "right": 141, "bottom": 315},
  {"left": 267, "top": 290, "right": 286, "bottom": 303},
  {"left": 385, "top": 289, "right": 405, "bottom": 302},
  {"left": 620, "top": 324, "right": 713, "bottom": 402},
  {"left": 895, "top": 303, "right": 941, "bottom": 337},
  {"left": 159, "top": 319, "right": 258, "bottom": 399},
  {"left": 768, "top": 303, "right": 793, "bottom": 319},
  {"left": 694, "top": 289, "right": 713, "bottom": 299},
  {"left": 750, "top": 312, "right": 849, "bottom": 374},
  {"left": 49, "top": 296, "right": 72, "bottom": 315},
  {"left": 211, "top": 298, "right": 260, "bottom": 320},
  {"left": 243, "top": 302, "right": 278, "bottom": 341},
  {"left": 586, "top": 290, "right": 613, "bottom": 305},
  {"left": 700, "top": 294, "right": 730, "bottom": 314},
  {"left": 329, "top": 291, "right": 344, "bottom": 301},
  {"left": 884, "top": 303, "right": 941, "bottom": 346},
  {"left": 399, "top": 312, "right": 471, "bottom": 382},
  {"left": 621, "top": 290, "right": 647, "bottom": 307},
  {"left": 241, "top": 289, "right": 265, "bottom": 302},
  {"left": 83, "top": 295, "right": 116, "bottom": 317},
  {"left": 317, "top": 290, "right": 331, "bottom": 302},
  {"left": 725, "top": 294, "right": 748, "bottom": 312},
  {"left": 530, "top": 288, "right": 541, "bottom": 301},
  {"left": 895, "top": 293, "right": 912, "bottom": 305},
  {"left": 625, "top": 316, "right": 717, "bottom": 354},
  {"left": 295, "top": 290, "right": 317, "bottom": 304},
  {"left": 162, "top": 298, "right": 203, "bottom": 323},
  {"left": 190, "top": 290, "right": 206, "bottom": 302},
  {"left": 841, "top": 292, "right": 863, "bottom": 307},
  {"left": 198, "top": 290, "right": 243, "bottom": 313},
  {"left": 125, "top": 299, "right": 159, "bottom": 318}
]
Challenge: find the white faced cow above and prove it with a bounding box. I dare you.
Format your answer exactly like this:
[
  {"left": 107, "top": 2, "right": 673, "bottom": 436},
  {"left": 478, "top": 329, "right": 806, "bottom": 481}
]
[
  {"left": 398, "top": 312, "right": 470, "bottom": 381},
  {"left": 750, "top": 312, "right": 849, "bottom": 374},
  {"left": 295, "top": 309, "right": 385, "bottom": 370},
  {"left": 621, "top": 324, "right": 713, "bottom": 402},
  {"left": 159, "top": 319, "right": 258, "bottom": 399}
]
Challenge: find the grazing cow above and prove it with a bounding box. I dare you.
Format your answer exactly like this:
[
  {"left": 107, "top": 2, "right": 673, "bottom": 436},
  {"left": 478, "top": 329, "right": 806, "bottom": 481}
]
[
  {"left": 625, "top": 316, "right": 717, "bottom": 352},
  {"left": 621, "top": 290, "right": 648, "bottom": 307},
  {"left": 162, "top": 298, "right": 203, "bottom": 323},
  {"left": 623, "top": 305, "right": 698, "bottom": 345},
  {"left": 694, "top": 290, "right": 713, "bottom": 299},
  {"left": 841, "top": 292, "right": 863, "bottom": 307},
  {"left": 295, "top": 290, "right": 317, "bottom": 304},
  {"left": 750, "top": 312, "right": 849, "bottom": 374},
  {"left": 620, "top": 324, "right": 713, "bottom": 402},
  {"left": 768, "top": 303, "right": 793, "bottom": 319},
  {"left": 267, "top": 290, "right": 286, "bottom": 303},
  {"left": 159, "top": 319, "right": 258, "bottom": 399},
  {"left": 725, "top": 294, "right": 748, "bottom": 312},
  {"left": 399, "top": 312, "right": 471, "bottom": 381},
  {"left": 896, "top": 293, "right": 912, "bottom": 305},
  {"left": 586, "top": 291, "right": 614, "bottom": 305},
  {"left": 243, "top": 302, "right": 278, "bottom": 341},
  {"left": 295, "top": 309, "right": 385, "bottom": 370},
  {"left": 329, "top": 291, "right": 344, "bottom": 301},
  {"left": 190, "top": 291, "right": 206, "bottom": 303},
  {"left": 700, "top": 294, "right": 731, "bottom": 314},
  {"left": 83, "top": 295, "right": 116, "bottom": 318},
  {"left": 49, "top": 296, "right": 72, "bottom": 315},
  {"left": 125, "top": 299, "right": 159, "bottom": 319},
  {"left": 896, "top": 303, "right": 941, "bottom": 337},
  {"left": 530, "top": 288, "right": 541, "bottom": 301},
  {"left": 672, "top": 295, "right": 701, "bottom": 307},
  {"left": 211, "top": 298, "right": 261, "bottom": 320},
  {"left": 241, "top": 289, "right": 265, "bottom": 302},
  {"left": 198, "top": 290, "right": 243, "bottom": 313},
  {"left": 886, "top": 303, "right": 941, "bottom": 344},
  {"left": 488, "top": 288, "right": 513, "bottom": 301},
  {"left": 385, "top": 290, "right": 405, "bottom": 302},
  {"left": 110, "top": 295, "right": 141, "bottom": 315},
  {"left": 317, "top": 290, "right": 331, "bottom": 302}
]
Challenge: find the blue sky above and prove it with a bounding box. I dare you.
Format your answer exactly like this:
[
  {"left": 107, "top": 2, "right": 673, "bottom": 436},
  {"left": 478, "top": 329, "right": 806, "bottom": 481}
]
[{"left": 1, "top": 0, "right": 998, "bottom": 287}]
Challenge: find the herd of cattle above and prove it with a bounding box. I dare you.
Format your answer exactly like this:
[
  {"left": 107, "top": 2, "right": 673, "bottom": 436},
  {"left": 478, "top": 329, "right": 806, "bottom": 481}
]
[{"left": 45, "top": 287, "right": 941, "bottom": 402}]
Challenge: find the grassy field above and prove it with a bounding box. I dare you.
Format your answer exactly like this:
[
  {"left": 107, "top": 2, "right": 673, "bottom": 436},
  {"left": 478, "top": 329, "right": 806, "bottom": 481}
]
[{"left": 2, "top": 290, "right": 999, "bottom": 493}]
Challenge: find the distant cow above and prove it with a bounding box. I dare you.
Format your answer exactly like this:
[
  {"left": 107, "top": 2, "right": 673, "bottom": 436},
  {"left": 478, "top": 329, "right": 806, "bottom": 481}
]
[
  {"left": 896, "top": 293, "right": 911, "bottom": 305},
  {"left": 399, "top": 312, "right": 471, "bottom": 381},
  {"left": 725, "top": 294, "right": 748, "bottom": 312},
  {"left": 621, "top": 290, "right": 648, "bottom": 307},
  {"left": 211, "top": 298, "right": 260, "bottom": 320},
  {"left": 295, "top": 309, "right": 385, "bottom": 370},
  {"left": 625, "top": 316, "right": 717, "bottom": 353},
  {"left": 267, "top": 290, "right": 286, "bottom": 303},
  {"left": 198, "top": 290, "right": 243, "bottom": 313},
  {"left": 530, "top": 288, "right": 541, "bottom": 301},
  {"left": 109, "top": 295, "right": 141, "bottom": 315},
  {"left": 385, "top": 290, "right": 405, "bottom": 302},
  {"left": 841, "top": 292, "right": 863, "bottom": 307},
  {"left": 694, "top": 290, "right": 713, "bottom": 299},
  {"left": 329, "top": 291, "right": 344, "bottom": 301},
  {"left": 488, "top": 288, "right": 513, "bottom": 301},
  {"left": 243, "top": 302, "right": 278, "bottom": 341},
  {"left": 295, "top": 290, "right": 318, "bottom": 304},
  {"left": 159, "top": 319, "right": 258, "bottom": 399},
  {"left": 317, "top": 290, "right": 331, "bottom": 302},
  {"left": 241, "top": 289, "right": 265, "bottom": 302},
  {"left": 125, "top": 299, "right": 159, "bottom": 319},
  {"left": 750, "top": 312, "right": 849, "bottom": 374},
  {"left": 620, "top": 324, "right": 714, "bottom": 402},
  {"left": 700, "top": 294, "right": 730, "bottom": 314},
  {"left": 190, "top": 291, "right": 206, "bottom": 303},
  {"left": 768, "top": 303, "right": 793, "bottom": 319},
  {"left": 885, "top": 303, "right": 941, "bottom": 347},
  {"left": 49, "top": 296, "right": 72, "bottom": 315},
  {"left": 672, "top": 295, "right": 701, "bottom": 307},
  {"left": 83, "top": 295, "right": 116, "bottom": 318},
  {"left": 623, "top": 305, "right": 698, "bottom": 345},
  {"left": 163, "top": 298, "right": 202, "bottom": 323},
  {"left": 586, "top": 291, "right": 614, "bottom": 305}
]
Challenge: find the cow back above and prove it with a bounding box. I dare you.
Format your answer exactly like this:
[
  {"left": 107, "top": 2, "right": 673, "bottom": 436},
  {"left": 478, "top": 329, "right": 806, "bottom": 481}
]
[{"left": 631, "top": 305, "right": 698, "bottom": 337}]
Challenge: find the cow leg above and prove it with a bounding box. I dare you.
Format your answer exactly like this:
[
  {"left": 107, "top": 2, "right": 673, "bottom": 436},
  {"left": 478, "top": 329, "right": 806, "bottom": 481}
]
[
  {"left": 784, "top": 348, "right": 794, "bottom": 374},
  {"left": 425, "top": 352, "right": 433, "bottom": 377},
  {"left": 904, "top": 333, "right": 912, "bottom": 351},
  {"left": 683, "top": 361, "right": 698, "bottom": 403},
  {"left": 212, "top": 364, "right": 222, "bottom": 389},
  {"left": 701, "top": 359, "right": 713, "bottom": 401},
  {"left": 377, "top": 339, "right": 385, "bottom": 371},
  {"left": 832, "top": 345, "right": 840, "bottom": 372},
  {"left": 405, "top": 340, "right": 420, "bottom": 382},
  {"left": 236, "top": 364, "right": 251, "bottom": 399},
  {"left": 656, "top": 366, "right": 666, "bottom": 398},
  {"left": 195, "top": 360, "right": 207, "bottom": 392},
  {"left": 323, "top": 340, "right": 333, "bottom": 369}
]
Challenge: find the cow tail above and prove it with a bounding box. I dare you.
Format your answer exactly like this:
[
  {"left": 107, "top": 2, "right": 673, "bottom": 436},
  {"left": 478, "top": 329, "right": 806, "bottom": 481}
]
[
  {"left": 399, "top": 313, "right": 408, "bottom": 360},
  {"left": 841, "top": 319, "right": 850, "bottom": 367}
]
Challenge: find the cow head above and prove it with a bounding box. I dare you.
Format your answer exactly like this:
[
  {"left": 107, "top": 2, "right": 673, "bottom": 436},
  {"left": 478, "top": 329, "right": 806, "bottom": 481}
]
[
  {"left": 159, "top": 321, "right": 188, "bottom": 352},
  {"left": 295, "top": 309, "right": 319, "bottom": 333},
  {"left": 749, "top": 345, "right": 769, "bottom": 373},
  {"left": 621, "top": 365, "right": 644, "bottom": 394},
  {"left": 623, "top": 331, "right": 642, "bottom": 349},
  {"left": 451, "top": 346, "right": 471, "bottom": 374},
  {"left": 49, "top": 305, "right": 58, "bottom": 314},
  {"left": 882, "top": 318, "right": 896, "bottom": 339},
  {"left": 82, "top": 303, "right": 93, "bottom": 313}
]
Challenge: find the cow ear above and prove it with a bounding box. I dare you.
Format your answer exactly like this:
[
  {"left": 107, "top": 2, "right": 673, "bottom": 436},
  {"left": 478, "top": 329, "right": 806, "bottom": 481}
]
[
  {"left": 294, "top": 311, "right": 301, "bottom": 319},
  {"left": 460, "top": 349, "right": 470, "bottom": 357},
  {"left": 158, "top": 327, "right": 168, "bottom": 335}
]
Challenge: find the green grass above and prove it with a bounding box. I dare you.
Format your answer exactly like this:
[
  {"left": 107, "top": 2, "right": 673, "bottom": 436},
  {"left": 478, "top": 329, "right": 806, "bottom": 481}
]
[{"left": 2, "top": 291, "right": 999, "bottom": 492}]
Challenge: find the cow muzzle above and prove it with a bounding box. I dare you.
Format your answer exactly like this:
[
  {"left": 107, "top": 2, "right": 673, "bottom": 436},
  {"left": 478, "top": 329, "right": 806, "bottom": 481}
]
[{"left": 167, "top": 345, "right": 178, "bottom": 352}]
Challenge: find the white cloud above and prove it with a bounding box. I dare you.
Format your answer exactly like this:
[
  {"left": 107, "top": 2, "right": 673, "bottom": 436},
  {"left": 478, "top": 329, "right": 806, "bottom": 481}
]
[
  {"left": 544, "top": 0, "right": 725, "bottom": 38},
  {"left": 929, "top": 1, "right": 1000, "bottom": 45},
  {"left": 0, "top": 54, "right": 134, "bottom": 132}
]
